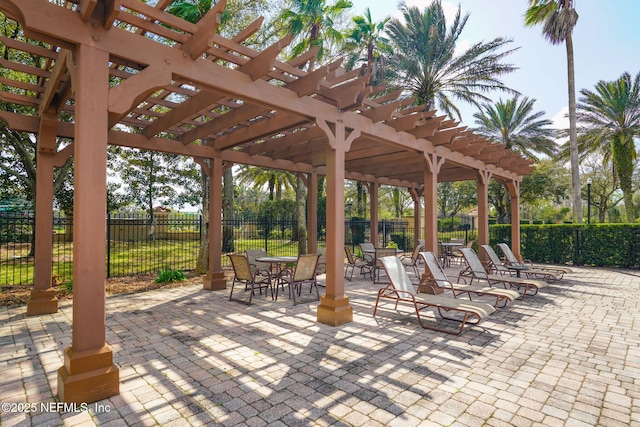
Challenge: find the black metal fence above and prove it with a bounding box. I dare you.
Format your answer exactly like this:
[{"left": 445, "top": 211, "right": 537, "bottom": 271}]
[{"left": 1, "top": 211, "right": 475, "bottom": 286}]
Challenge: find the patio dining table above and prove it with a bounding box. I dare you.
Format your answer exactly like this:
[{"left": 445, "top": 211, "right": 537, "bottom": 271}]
[{"left": 254, "top": 256, "right": 298, "bottom": 274}]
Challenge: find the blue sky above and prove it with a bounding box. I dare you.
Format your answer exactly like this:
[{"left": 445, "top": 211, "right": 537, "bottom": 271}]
[{"left": 347, "top": 0, "right": 640, "bottom": 131}]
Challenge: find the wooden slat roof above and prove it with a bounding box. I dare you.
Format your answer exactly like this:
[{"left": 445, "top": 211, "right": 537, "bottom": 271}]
[{"left": 0, "top": 0, "right": 535, "bottom": 189}]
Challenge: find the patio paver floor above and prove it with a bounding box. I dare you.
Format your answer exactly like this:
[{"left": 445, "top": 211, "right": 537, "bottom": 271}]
[{"left": 1, "top": 265, "right": 639, "bottom": 426}]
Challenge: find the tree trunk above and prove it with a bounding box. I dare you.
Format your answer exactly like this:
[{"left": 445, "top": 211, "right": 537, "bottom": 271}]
[
  {"left": 195, "top": 164, "right": 209, "bottom": 274},
  {"left": 356, "top": 181, "right": 366, "bottom": 217},
  {"left": 222, "top": 166, "right": 235, "bottom": 252},
  {"left": 566, "top": 34, "right": 582, "bottom": 224},
  {"left": 296, "top": 175, "right": 307, "bottom": 255}
]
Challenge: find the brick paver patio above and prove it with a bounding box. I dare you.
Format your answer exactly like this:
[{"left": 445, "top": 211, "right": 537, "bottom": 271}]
[{"left": 1, "top": 265, "right": 639, "bottom": 426}]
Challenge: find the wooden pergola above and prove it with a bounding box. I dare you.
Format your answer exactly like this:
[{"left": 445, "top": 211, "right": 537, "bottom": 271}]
[{"left": 0, "top": 0, "right": 533, "bottom": 403}]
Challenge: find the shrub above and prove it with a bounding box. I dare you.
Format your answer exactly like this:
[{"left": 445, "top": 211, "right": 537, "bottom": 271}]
[
  {"left": 389, "top": 234, "right": 408, "bottom": 251},
  {"left": 489, "top": 223, "right": 640, "bottom": 267},
  {"left": 155, "top": 269, "right": 186, "bottom": 283}
]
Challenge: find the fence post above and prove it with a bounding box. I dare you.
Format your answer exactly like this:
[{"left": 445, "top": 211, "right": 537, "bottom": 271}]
[{"left": 106, "top": 212, "right": 111, "bottom": 278}]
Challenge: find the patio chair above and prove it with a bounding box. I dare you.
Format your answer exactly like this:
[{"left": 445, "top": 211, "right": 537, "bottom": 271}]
[
  {"left": 374, "top": 256, "right": 495, "bottom": 335},
  {"left": 448, "top": 238, "right": 466, "bottom": 266},
  {"left": 315, "top": 247, "right": 327, "bottom": 279},
  {"left": 245, "top": 249, "right": 272, "bottom": 276},
  {"left": 344, "top": 246, "right": 373, "bottom": 281},
  {"left": 373, "top": 247, "right": 399, "bottom": 284},
  {"left": 358, "top": 242, "right": 376, "bottom": 267},
  {"left": 277, "top": 254, "right": 321, "bottom": 305},
  {"left": 228, "top": 254, "right": 273, "bottom": 304},
  {"left": 497, "top": 243, "right": 570, "bottom": 280},
  {"left": 419, "top": 251, "right": 519, "bottom": 308},
  {"left": 459, "top": 248, "right": 549, "bottom": 299},
  {"left": 400, "top": 244, "right": 422, "bottom": 278},
  {"left": 451, "top": 240, "right": 474, "bottom": 266}
]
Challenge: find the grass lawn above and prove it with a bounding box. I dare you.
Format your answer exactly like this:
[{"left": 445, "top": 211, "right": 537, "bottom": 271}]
[{"left": 0, "top": 238, "right": 321, "bottom": 286}]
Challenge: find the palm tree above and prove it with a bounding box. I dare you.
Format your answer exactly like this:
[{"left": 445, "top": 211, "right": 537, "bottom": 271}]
[
  {"left": 473, "top": 96, "right": 558, "bottom": 160},
  {"left": 576, "top": 71, "right": 640, "bottom": 222},
  {"left": 342, "top": 9, "right": 391, "bottom": 215},
  {"left": 343, "top": 7, "right": 391, "bottom": 86},
  {"left": 236, "top": 166, "right": 295, "bottom": 201},
  {"left": 474, "top": 96, "right": 558, "bottom": 223},
  {"left": 385, "top": 1, "right": 518, "bottom": 120},
  {"left": 167, "top": 0, "right": 217, "bottom": 24},
  {"left": 524, "top": 0, "right": 581, "bottom": 223},
  {"left": 279, "top": 0, "right": 353, "bottom": 70}
]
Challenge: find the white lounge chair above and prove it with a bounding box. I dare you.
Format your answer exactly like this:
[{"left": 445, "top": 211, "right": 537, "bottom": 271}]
[
  {"left": 482, "top": 244, "right": 559, "bottom": 283},
  {"left": 374, "top": 256, "right": 495, "bottom": 335},
  {"left": 497, "top": 243, "right": 571, "bottom": 279},
  {"left": 460, "top": 248, "right": 549, "bottom": 299},
  {"left": 420, "top": 251, "right": 520, "bottom": 308}
]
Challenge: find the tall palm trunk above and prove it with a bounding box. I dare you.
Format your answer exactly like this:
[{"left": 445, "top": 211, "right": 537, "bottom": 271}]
[{"left": 566, "top": 33, "right": 582, "bottom": 223}]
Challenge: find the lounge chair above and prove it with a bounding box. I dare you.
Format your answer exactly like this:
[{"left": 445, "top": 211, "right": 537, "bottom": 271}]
[
  {"left": 419, "top": 251, "right": 520, "bottom": 308},
  {"left": 482, "top": 244, "right": 559, "bottom": 283},
  {"left": 459, "top": 248, "right": 549, "bottom": 299},
  {"left": 498, "top": 243, "right": 571, "bottom": 279},
  {"left": 374, "top": 256, "right": 495, "bottom": 335}
]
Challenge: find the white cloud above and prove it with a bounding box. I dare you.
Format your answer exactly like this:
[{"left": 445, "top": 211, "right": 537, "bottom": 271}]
[{"left": 551, "top": 106, "right": 569, "bottom": 131}]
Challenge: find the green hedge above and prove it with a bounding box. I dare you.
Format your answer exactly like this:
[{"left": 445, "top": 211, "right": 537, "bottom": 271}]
[{"left": 489, "top": 224, "right": 640, "bottom": 268}]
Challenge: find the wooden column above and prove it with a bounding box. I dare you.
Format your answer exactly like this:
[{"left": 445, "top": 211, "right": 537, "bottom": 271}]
[
  {"left": 368, "top": 183, "right": 379, "bottom": 246},
  {"left": 506, "top": 179, "right": 522, "bottom": 260},
  {"left": 203, "top": 154, "right": 226, "bottom": 290},
  {"left": 27, "top": 115, "right": 58, "bottom": 315},
  {"left": 423, "top": 153, "right": 444, "bottom": 252},
  {"left": 477, "top": 170, "right": 492, "bottom": 259},
  {"left": 307, "top": 171, "right": 318, "bottom": 254},
  {"left": 316, "top": 119, "right": 359, "bottom": 326},
  {"left": 409, "top": 188, "right": 421, "bottom": 248},
  {"left": 57, "top": 43, "right": 119, "bottom": 404}
]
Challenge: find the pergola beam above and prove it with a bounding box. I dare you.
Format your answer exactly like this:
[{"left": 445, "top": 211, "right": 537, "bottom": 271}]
[{"left": 181, "top": 0, "right": 226, "bottom": 60}]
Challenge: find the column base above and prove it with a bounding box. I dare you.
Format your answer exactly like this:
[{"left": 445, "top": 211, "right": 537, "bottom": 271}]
[
  {"left": 26, "top": 287, "right": 58, "bottom": 315},
  {"left": 203, "top": 271, "right": 227, "bottom": 290},
  {"left": 57, "top": 345, "right": 119, "bottom": 404},
  {"left": 317, "top": 294, "right": 353, "bottom": 326}
]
